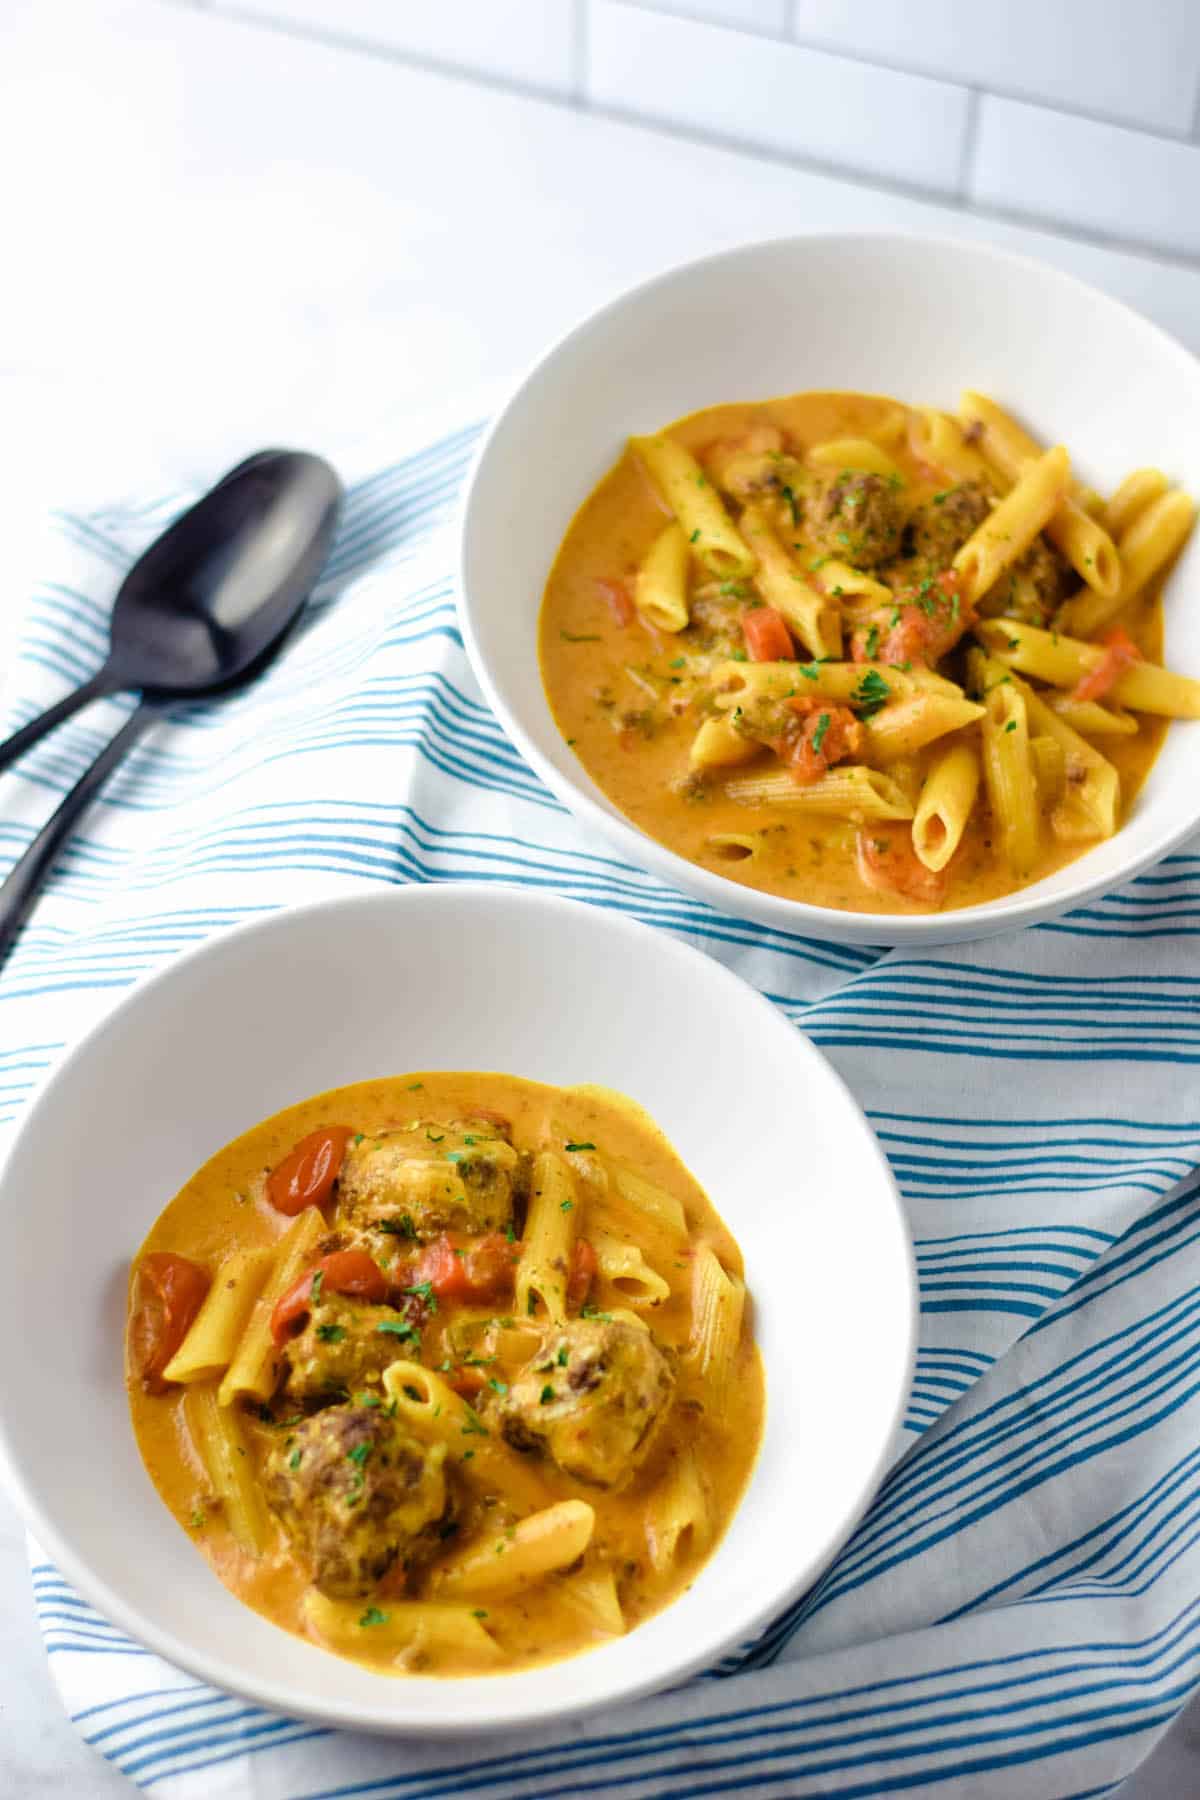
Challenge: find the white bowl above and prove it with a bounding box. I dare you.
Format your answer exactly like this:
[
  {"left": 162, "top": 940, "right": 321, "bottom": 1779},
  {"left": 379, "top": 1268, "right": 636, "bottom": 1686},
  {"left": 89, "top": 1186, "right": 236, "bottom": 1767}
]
[
  {"left": 0, "top": 883, "right": 913, "bottom": 1736},
  {"left": 459, "top": 232, "right": 1200, "bottom": 947}
]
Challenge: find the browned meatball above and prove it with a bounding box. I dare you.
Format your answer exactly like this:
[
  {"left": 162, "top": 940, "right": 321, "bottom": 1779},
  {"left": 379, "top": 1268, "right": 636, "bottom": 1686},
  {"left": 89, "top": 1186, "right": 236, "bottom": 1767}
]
[
  {"left": 805, "top": 472, "right": 906, "bottom": 570},
  {"left": 498, "top": 1318, "right": 674, "bottom": 1489},
  {"left": 337, "top": 1118, "right": 523, "bottom": 1245},
  {"left": 987, "top": 535, "right": 1072, "bottom": 624},
  {"left": 283, "top": 1292, "right": 422, "bottom": 1403},
  {"left": 264, "top": 1403, "right": 449, "bottom": 1597},
  {"left": 907, "top": 481, "right": 992, "bottom": 566}
]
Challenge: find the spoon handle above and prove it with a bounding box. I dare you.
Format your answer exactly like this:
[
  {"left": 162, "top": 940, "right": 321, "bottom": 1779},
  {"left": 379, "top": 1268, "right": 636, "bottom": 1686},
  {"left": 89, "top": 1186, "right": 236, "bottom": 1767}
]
[
  {"left": 0, "top": 700, "right": 157, "bottom": 971},
  {"left": 0, "top": 667, "right": 120, "bottom": 779}
]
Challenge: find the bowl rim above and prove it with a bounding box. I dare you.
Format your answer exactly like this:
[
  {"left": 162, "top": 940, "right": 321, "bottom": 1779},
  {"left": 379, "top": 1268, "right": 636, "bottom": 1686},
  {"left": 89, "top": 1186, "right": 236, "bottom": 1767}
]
[
  {"left": 457, "top": 227, "right": 1200, "bottom": 948},
  {"left": 0, "top": 880, "right": 917, "bottom": 1736}
]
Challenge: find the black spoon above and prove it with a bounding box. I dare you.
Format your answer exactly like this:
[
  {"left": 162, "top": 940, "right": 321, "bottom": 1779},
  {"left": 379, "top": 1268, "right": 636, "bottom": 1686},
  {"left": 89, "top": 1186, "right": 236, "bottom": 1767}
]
[{"left": 0, "top": 449, "right": 343, "bottom": 967}]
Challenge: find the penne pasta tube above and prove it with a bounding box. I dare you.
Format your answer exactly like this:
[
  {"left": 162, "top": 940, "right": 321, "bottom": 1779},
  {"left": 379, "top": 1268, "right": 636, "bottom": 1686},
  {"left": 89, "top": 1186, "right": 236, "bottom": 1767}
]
[
  {"left": 432, "top": 1500, "right": 595, "bottom": 1599},
  {"left": 958, "top": 392, "right": 1119, "bottom": 596},
  {"left": 740, "top": 503, "right": 841, "bottom": 658},
  {"left": 911, "top": 742, "right": 980, "bottom": 873},
  {"left": 646, "top": 1445, "right": 709, "bottom": 1574},
  {"left": 381, "top": 1361, "right": 546, "bottom": 1508},
  {"left": 863, "top": 694, "right": 985, "bottom": 763},
  {"left": 1045, "top": 694, "right": 1139, "bottom": 738},
  {"left": 979, "top": 678, "right": 1040, "bottom": 877},
  {"left": 1101, "top": 468, "right": 1165, "bottom": 536},
  {"left": 711, "top": 659, "right": 962, "bottom": 710},
  {"left": 973, "top": 652, "right": 1119, "bottom": 840},
  {"left": 908, "top": 407, "right": 993, "bottom": 484},
  {"left": 1103, "top": 468, "right": 1170, "bottom": 541},
  {"left": 974, "top": 618, "right": 1200, "bottom": 719},
  {"left": 807, "top": 437, "right": 903, "bottom": 482},
  {"left": 609, "top": 1164, "right": 688, "bottom": 1239},
  {"left": 1062, "top": 488, "right": 1197, "bottom": 637},
  {"left": 556, "top": 1567, "right": 625, "bottom": 1637},
  {"left": 631, "top": 434, "right": 756, "bottom": 579},
  {"left": 218, "top": 1207, "right": 324, "bottom": 1407},
  {"left": 304, "top": 1592, "right": 501, "bottom": 1668},
  {"left": 689, "top": 717, "right": 759, "bottom": 772},
  {"left": 808, "top": 558, "right": 892, "bottom": 609},
  {"left": 706, "top": 830, "right": 764, "bottom": 863},
  {"left": 184, "top": 1382, "right": 271, "bottom": 1555},
  {"left": 515, "top": 1151, "right": 579, "bottom": 1326},
  {"left": 726, "top": 764, "right": 914, "bottom": 819},
  {"left": 953, "top": 446, "right": 1071, "bottom": 606},
  {"left": 163, "top": 1248, "right": 274, "bottom": 1385},
  {"left": 1030, "top": 734, "right": 1067, "bottom": 806},
  {"left": 686, "top": 1245, "right": 745, "bottom": 1421},
  {"left": 591, "top": 1228, "right": 671, "bottom": 1306},
  {"left": 635, "top": 521, "right": 690, "bottom": 633}
]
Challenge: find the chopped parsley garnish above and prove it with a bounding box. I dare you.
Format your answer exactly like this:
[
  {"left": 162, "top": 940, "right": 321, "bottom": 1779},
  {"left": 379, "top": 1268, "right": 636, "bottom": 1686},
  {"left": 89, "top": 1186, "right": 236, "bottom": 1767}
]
[
  {"left": 407, "top": 1081, "right": 424, "bottom": 1091},
  {"left": 375, "top": 1213, "right": 417, "bottom": 1238},
  {"left": 473, "top": 1609, "right": 489, "bottom": 1619},
  {"left": 560, "top": 1198, "right": 573, "bottom": 1212},
  {"left": 310, "top": 1269, "right": 324, "bottom": 1305},
  {"left": 852, "top": 670, "right": 891, "bottom": 719},
  {"left": 865, "top": 624, "right": 880, "bottom": 659},
  {"left": 446, "top": 1150, "right": 465, "bottom": 1164},
  {"left": 689, "top": 528, "right": 700, "bottom": 543},
  {"left": 356, "top": 1391, "right": 381, "bottom": 1408},
  {"left": 425, "top": 1130, "right": 444, "bottom": 1144},
  {"left": 781, "top": 483, "right": 800, "bottom": 525},
  {"left": 289, "top": 1448, "right": 302, "bottom": 1470},
  {"left": 316, "top": 1324, "right": 345, "bottom": 1343},
  {"left": 505, "top": 1224, "right": 516, "bottom": 1244},
  {"left": 539, "top": 1385, "right": 556, "bottom": 1405},
  {"left": 377, "top": 1319, "right": 420, "bottom": 1341},
  {"left": 932, "top": 489, "right": 953, "bottom": 504},
  {"left": 580, "top": 1305, "right": 613, "bottom": 1321},
  {"left": 190, "top": 1509, "right": 207, "bottom": 1529},
  {"left": 359, "top": 1606, "right": 389, "bottom": 1628},
  {"left": 347, "top": 1442, "right": 372, "bottom": 1467},
  {"left": 352, "top": 1133, "right": 364, "bottom": 1146},
  {"left": 1004, "top": 719, "right": 1018, "bottom": 733},
  {"left": 557, "top": 1345, "right": 569, "bottom": 1366},
  {"left": 797, "top": 661, "right": 822, "bottom": 681},
  {"left": 461, "top": 1409, "right": 489, "bottom": 1438},
  {"left": 669, "top": 656, "right": 686, "bottom": 669},
  {"left": 811, "top": 712, "right": 831, "bottom": 755},
  {"left": 488, "top": 1377, "right": 508, "bottom": 1395},
  {"left": 564, "top": 1141, "right": 595, "bottom": 1152},
  {"left": 561, "top": 630, "right": 601, "bottom": 642},
  {"left": 403, "top": 1279, "right": 436, "bottom": 1305}
]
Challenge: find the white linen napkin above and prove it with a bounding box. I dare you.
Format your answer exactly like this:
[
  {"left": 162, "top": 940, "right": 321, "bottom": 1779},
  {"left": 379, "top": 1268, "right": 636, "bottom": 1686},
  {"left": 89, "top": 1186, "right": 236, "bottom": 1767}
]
[{"left": 7, "top": 419, "right": 1200, "bottom": 1798}]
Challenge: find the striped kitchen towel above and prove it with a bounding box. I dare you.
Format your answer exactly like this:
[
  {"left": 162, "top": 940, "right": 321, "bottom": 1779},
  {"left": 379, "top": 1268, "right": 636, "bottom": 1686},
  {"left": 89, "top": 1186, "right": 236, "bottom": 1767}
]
[{"left": 7, "top": 420, "right": 1200, "bottom": 1799}]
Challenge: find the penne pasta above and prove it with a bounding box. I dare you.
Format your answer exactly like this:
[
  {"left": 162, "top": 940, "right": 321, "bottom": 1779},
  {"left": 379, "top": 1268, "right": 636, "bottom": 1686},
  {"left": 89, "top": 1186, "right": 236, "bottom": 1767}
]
[
  {"left": 218, "top": 1207, "right": 324, "bottom": 1407},
  {"left": 555, "top": 1567, "right": 625, "bottom": 1637},
  {"left": 706, "top": 830, "right": 764, "bottom": 863},
  {"left": 740, "top": 503, "right": 841, "bottom": 658},
  {"left": 1045, "top": 694, "right": 1138, "bottom": 738},
  {"left": 163, "top": 1248, "right": 274, "bottom": 1385},
  {"left": 184, "top": 1382, "right": 271, "bottom": 1555},
  {"left": 974, "top": 618, "right": 1200, "bottom": 719},
  {"left": 863, "top": 694, "right": 985, "bottom": 763},
  {"left": 433, "top": 1500, "right": 595, "bottom": 1599},
  {"left": 979, "top": 677, "right": 1040, "bottom": 876},
  {"left": 911, "top": 742, "right": 980, "bottom": 873},
  {"left": 1030, "top": 734, "right": 1066, "bottom": 806},
  {"left": 636, "top": 521, "right": 690, "bottom": 633},
  {"left": 381, "top": 1360, "right": 547, "bottom": 1509},
  {"left": 304, "top": 1592, "right": 501, "bottom": 1668},
  {"left": 646, "top": 1445, "right": 709, "bottom": 1575},
  {"left": 711, "top": 660, "right": 961, "bottom": 710},
  {"left": 725, "top": 764, "right": 914, "bottom": 819},
  {"left": 516, "top": 1151, "right": 579, "bottom": 1326},
  {"left": 908, "top": 407, "right": 993, "bottom": 484},
  {"left": 959, "top": 391, "right": 1120, "bottom": 596},
  {"left": 953, "top": 446, "right": 1071, "bottom": 606},
  {"left": 686, "top": 1246, "right": 745, "bottom": 1421},
  {"left": 631, "top": 434, "right": 756, "bottom": 579},
  {"left": 808, "top": 437, "right": 903, "bottom": 482},
  {"left": 1062, "top": 487, "right": 1197, "bottom": 637},
  {"left": 688, "top": 717, "right": 759, "bottom": 772},
  {"left": 1103, "top": 468, "right": 1170, "bottom": 541},
  {"left": 609, "top": 1164, "right": 688, "bottom": 1239},
  {"left": 809, "top": 558, "right": 892, "bottom": 610},
  {"left": 591, "top": 1228, "right": 671, "bottom": 1306}
]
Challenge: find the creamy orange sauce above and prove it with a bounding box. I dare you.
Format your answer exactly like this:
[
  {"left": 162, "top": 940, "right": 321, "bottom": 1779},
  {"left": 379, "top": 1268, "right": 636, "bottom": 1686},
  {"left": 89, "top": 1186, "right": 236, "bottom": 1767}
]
[
  {"left": 539, "top": 392, "right": 1167, "bottom": 915},
  {"left": 127, "top": 1073, "right": 763, "bottom": 1677}
]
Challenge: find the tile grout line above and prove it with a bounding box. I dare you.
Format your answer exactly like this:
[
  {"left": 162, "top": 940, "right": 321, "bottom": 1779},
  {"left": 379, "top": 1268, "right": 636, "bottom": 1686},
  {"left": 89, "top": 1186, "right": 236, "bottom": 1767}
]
[{"left": 958, "top": 88, "right": 982, "bottom": 202}]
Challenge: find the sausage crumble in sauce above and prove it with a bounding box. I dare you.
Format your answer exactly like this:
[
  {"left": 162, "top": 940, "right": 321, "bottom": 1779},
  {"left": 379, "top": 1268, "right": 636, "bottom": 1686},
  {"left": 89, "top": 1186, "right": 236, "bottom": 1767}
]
[
  {"left": 126, "top": 1073, "right": 763, "bottom": 1677},
  {"left": 539, "top": 391, "right": 1199, "bottom": 915}
]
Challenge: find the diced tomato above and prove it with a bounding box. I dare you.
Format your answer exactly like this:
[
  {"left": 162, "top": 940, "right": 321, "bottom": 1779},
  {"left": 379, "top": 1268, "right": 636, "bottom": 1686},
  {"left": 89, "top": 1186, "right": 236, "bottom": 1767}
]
[
  {"left": 856, "top": 825, "right": 947, "bottom": 905},
  {"left": 412, "top": 1232, "right": 521, "bottom": 1304},
  {"left": 868, "top": 569, "right": 973, "bottom": 669},
  {"left": 129, "top": 1252, "right": 211, "bottom": 1395},
  {"left": 741, "top": 605, "right": 794, "bottom": 663},
  {"left": 447, "top": 1364, "right": 489, "bottom": 1399},
  {"left": 776, "top": 698, "right": 863, "bottom": 785},
  {"left": 1071, "top": 625, "right": 1141, "bottom": 703},
  {"left": 568, "top": 1238, "right": 598, "bottom": 1306},
  {"left": 596, "top": 578, "right": 635, "bottom": 627},
  {"left": 266, "top": 1126, "right": 354, "bottom": 1216},
  {"left": 270, "top": 1248, "right": 389, "bottom": 1346}
]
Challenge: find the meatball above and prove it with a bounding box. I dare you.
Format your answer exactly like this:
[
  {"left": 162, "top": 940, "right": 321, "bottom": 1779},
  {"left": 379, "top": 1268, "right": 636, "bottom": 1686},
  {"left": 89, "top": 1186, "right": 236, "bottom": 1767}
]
[
  {"left": 805, "top": 472, "right": 906, "bottom": 570},
  {"left": 283, "top": 1292, "right": 422, "bottom": 1403},
  {"left": 987, "top": 534, "right": 1071, "bottom": 624},
  {"left": 337, "top": 1118, "right": 523, "bottom": 1244},
  {"left": 265, "top": 1403, "right": 449, "bottom": 1597},
  {"left": 498, "top": 1318, "right": 675, "bottom": 1489},
  {"left": 907, "top": 481, "right": 992, "bottom": 567}
]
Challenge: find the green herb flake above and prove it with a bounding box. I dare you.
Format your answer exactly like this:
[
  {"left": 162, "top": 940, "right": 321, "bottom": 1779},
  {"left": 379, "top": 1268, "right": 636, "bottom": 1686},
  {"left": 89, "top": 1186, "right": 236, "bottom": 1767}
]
[
  {"left": 446, "top": 1150, "right": 465, "bottom": 1164},
  {"left": 1004, "top": 719, "right": 1018, "bottom": 733},
  {"left": 539, "top": 1384, "right": 556, "bottom": 1405},
  {"left": 352, "top": 1132, "right": 364, "bottom": 1146},
  {"left": 689, "top": 528, "right": 700, "bottom": 543},
  {"left": 289, "top": 1449, "right": 302, "bottom": 1470},
  {"left": 377, "top": 1319, "right": 420, "bottom": 1341},
  {"left": 347, "top": 1442, "right": 371, "bottom": 1467},
  {"left": 359, "top": 1606, "right": 389, "bottom": 1629},
  {"left": 852, "top": 669, "right": 891, "bottom": 720},
  {"left": 580, "top": 1305, "right": 613, "bottom": 1322},
  {"left": 403, "top": 1279, "right": 435, "bottom": 1304},
  {"left": 461, "top": 1409, "right": 489, "bottom": 1438},
  {"left": 316, "top": 1323, "right": 345, "bottom": 1343},
  {"left": 488, "top": 1377, "right": 509, "bottom": 1395},
  {"left": 473, "top": 1608, "right": 489, "bottom": 1619},
  {"left": 560, "top": 1199, "right": 574, "bottom": 1213},
  {"left": 356, "top": 1391, "right": 381, "bottom": 1408},
  {"left": 781, "top": 483, "right": 800, "bottom": 526},
  {"left": 811, "top": 712, "right": 831, "bottom": 755},
  {"left": 189, "top": 1509, "right": 207, "bottom": 1529},
  {"left": 407, "top": 1081, "right": 424, "bottom": 1091},
  {"left": 564, "top": 1141, "right": 595, "bottom": 1153},
  {"left": 669, "top": 656, "right": 686, "bottom": 669},
  {"left": 561, "top": 630, "right": 602, "bottom": 643},
  {"left": 557, "top": 1345, "right": 569, "bottom": 1367},
  {"left": 865, "top": 624, "right": 880, "bottom": 659}
]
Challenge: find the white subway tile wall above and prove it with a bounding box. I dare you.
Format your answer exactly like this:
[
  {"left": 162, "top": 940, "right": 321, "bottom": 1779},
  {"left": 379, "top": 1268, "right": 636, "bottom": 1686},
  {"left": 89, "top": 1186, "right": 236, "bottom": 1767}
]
[
  {"left": 586, "top": 2, "right": 968, "bottom": 194},
  {"left": 198, "top": 0, "right": 1200, "bottom": 263}
]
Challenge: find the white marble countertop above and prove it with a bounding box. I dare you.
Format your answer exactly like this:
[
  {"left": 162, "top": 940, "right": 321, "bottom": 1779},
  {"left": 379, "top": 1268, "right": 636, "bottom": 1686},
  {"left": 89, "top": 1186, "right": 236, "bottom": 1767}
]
[{"left": 3, "top": 3, "right": 1200, "bottom": 1793}]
